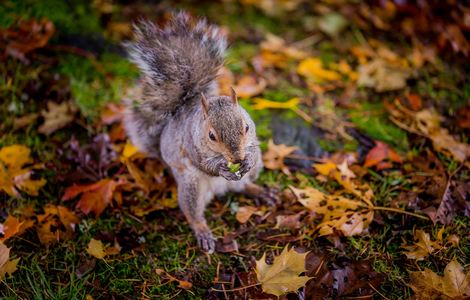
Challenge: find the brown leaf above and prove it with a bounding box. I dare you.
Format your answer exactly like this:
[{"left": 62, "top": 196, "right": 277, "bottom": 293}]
[
  {"left": 262, "top": 140, "right": 298, "bottom": 175},
  {"left": 0, "top": 243, "right": 19, "bottom": 280},
  {"left": 410, "top": 260, "right": 470, "bottom": 298},
  {"left": 233, "top": 75, "right": 267, "bottom": 98},
  {"left": 275, "top": 212, "right": 305, "bottom": 229},
  {"left": 0, "top": 216, "right": 22, "bottom": 243},
  {"left": 364, "top": 141, "right": 402, "bottom": 169},
  {"left": 62, "top": 178, "right": 127, "bottom": 217},
  {"left": 38, "top": 101, "right": 77, "bottom": 135},
  {"left": 36, "top": 204, "right": 80, "bottom": 245},
  {"left": 402, "top": 229, "right": 442, "bottom": 260},
  {"left": 100, "top": 103, "right": 126, "bottom": 125},
  {"left": 0, "top": 144, "right": 46, "bottom": 197},
  {"left": 235, "top": 206, "right": 259, "bottom": 224},
  {"left": 255, "top": 246, "right": 311, "bottom": 297},
  {"left": 13, "top": 113, "right": 39, "bottom": 129}
]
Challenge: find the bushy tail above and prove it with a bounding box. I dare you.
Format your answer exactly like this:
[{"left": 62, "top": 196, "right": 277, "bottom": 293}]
[{"left": 125, "top": 12, "right": 227, "bottom": 112}]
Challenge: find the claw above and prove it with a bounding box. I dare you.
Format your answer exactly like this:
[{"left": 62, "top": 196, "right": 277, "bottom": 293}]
[{"left": 195, "top": 229, "right": 216, "bottom": 254}]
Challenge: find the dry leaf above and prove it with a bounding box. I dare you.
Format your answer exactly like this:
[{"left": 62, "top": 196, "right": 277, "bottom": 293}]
[
  {"left": 62, "top": 178, "right": 126, "bottom": 216},
  {"left": 410, "top": 260, "right": 470, "bottom": 299},
  {"left": 364, "top": 141, "right": 402, "bottom": 169},
  {"left": 235, "top": 206, "right": 259, "bottom": 224},
  {"left": 87, "top": 238, "right": 106, "bottom": 259},
  {"left": 402, "top": 230, "right": 442, "bottom": 260},
  {"left": 100, "top": 103, "right": 125, "bottom": 125},
  {"left": 36, "top": 204, "right": 80, "bottom": 245},
  {"left": 255, "top": 246, "right": 310, "bottom": 297},
  {"left": 297, "top": 58, "right": 341, "bottom": 83},
  {"left": 290, "top": 186, "right": 373, "bottom": 236},
  {"left": 38, "top": 101, "right": 77, "bottom": 135},
  {"left": 233, "top": 75, "right": 267, "bottom": 98},
  {"left": 0, "top": 243, "right": 19, "bottom": 280},
  {"left": 217, "top": 66, "right": 235, "bottom": 95},
  {"left": 251, "top": 97, "right": 299, "bottom": 111},
  {"left": 357, "top": 58, "right": 410, "bottom": 92},
  {"left": 262, "top": 140, "right": 298, "bottom": 175},
  {"left": 0, "top": 144, "right": 46, "bottom": 197}
]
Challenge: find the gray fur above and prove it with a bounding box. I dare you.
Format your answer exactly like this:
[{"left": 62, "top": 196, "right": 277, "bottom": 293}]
[{"left": 124, "top": 13, "right": 262, "bottom": 253}]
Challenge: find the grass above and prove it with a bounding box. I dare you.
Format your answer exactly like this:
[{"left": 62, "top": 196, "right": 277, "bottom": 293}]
[{"left": 1, "top": 1, "right": 470, "bottom": 299}]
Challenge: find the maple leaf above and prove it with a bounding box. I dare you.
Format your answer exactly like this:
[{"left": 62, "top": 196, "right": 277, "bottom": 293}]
[
  {"left": 0, "top": 216, "right": 26, "bottom": 243},
  {"left": 38, "top": 101, "right": 77, "bottom": 135},
  {"left": 62, "top": 178, "right": 126, "bottom": 216},
  {"left": 410, "top": 260, "right": 470, "bottom": 299},
  {"left": 363, "top": 141, "right": 402, "bottom": 169},
  {"left": 255, "top": 247, "right": 311, "bottom": 297},
  {"left": 402, "top": 229, "right": 442, "bottom": 260},
  {"left": 290, "top": 186, "right": 373, "bottom": 236},
  {"left": 0, "top": 145, "right": 46, "bottom": 197},
  {"left": 262, "top": 140, "right": 298, "bottom": 175},
  {"left": 36, "top": 204, "right": 80, "bottom": 245},
  {"left": 233, "top": 75, "right": 267, "bottom": 98},
  {"left": 0, "top": 243, "right": 19, "bottom": 280}
]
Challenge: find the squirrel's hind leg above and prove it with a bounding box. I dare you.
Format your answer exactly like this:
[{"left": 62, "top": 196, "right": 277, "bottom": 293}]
[{"left": 175, "top": 171, "right": 216, "bottom": 254}]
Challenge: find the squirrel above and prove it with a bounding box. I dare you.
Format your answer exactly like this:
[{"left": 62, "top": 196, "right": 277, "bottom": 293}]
[{"left": 123, "top": 12, "right": 263, "bottom": 253}]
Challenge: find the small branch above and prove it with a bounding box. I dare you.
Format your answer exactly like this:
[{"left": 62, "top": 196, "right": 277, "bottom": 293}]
[
  {"left": 211, "top": 283, "right": 261, "bottom": 293},
  {"left": 373, "top": 206, "right": 429, "bottom": 220}
]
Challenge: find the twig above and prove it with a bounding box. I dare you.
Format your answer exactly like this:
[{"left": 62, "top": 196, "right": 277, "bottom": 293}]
[
  {"left": 373, "top": 206, "right": 429, "bottom": 220},
  {"left": 367, "top": 283, "right": 391, "bottom": 300},
  {"left": 211, "top": 282, "right": 261, "bottom": 293}
]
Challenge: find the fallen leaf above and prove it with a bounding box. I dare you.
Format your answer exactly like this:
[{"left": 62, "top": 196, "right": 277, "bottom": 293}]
[
  {"left": 275, "top": 212, "right": 305, "bottom": 229},
  {"left": 100, "top": 103, "right": 125, "bottom": 125},
  {"left": 364, "top": 141, "right": 402, "bottom": 169},
  {"left": 255, "top": 246, "right": 311, "bottom": 297},
  {"left": 262, "top": 140, "right": 298, "bottom": 175},
  {"left": 38, "top": 101, "right": 77, "bottom": 135},
  {"left": 62, "top": 178, "right": 127, "bottom": 216},
  {"left": 402, "top": 230, "right": 442, "bottom": 260},
  {"left": 13, "top": 113, "right": 39, "bottom": 129},
  {"left": 235, "top": 206, "right": 259, "bottom": 224},
  {"left": 410, "top": 260, "right": 470, "bottom": 299},
  {"left": 0, "top": 216, "right": 25, "bottom": 243},
  {"left": 251, "top": 97, "right": 299, "bottom": 111},
  {"left": 357, "top": 58, "right": 410, "bottom": 92},
  {"left": 233, "top": 75, "right": 267, "bottom": 98},
  {"left": 0, "top": 144, "right": 46, "bottom": 197},
  {"left": 155, "top": 268, "right": 193, "bottom": 290},
  {"left": 87, "top": 239, "right": 106, "bottom": 259},
  {"left": 290, "top": 186, "right": 373, "bottom": 236},
  {"left": 0, "top": 243, "right": 19, "bottom": 280},
  {"left": 318, "top": 13, "right": 348, "bottom": 37},
  {"left": 217, "top": 66, "right": 235, "bottom": 95},
  {"left": 36, "top": 204, "right": 80, "bottom": 245},
  {"left": 297, "top": 57, "right": 342, "bottom": 83}
]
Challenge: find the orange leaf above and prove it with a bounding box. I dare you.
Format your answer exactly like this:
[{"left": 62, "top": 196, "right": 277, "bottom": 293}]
[
  {"left": 0, "top": 216, "right": 22, "bottom": 243},
  {"left": 364, "top": 141, "right": 402, "bottom": 169},
  {"left": 233, "top": 75, "right": 267, "bottom": 98},
  {"left": 62, "top": 178, "right": 126, "bottom": 216}
]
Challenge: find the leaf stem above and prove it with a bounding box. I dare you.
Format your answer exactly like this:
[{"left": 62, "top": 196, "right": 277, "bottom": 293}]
[
  {"left": 210, "top": 282, "right": 261, "bottom": 292},
  {"left": 373, "top": 206, "right": 429, "bottom": 220}
]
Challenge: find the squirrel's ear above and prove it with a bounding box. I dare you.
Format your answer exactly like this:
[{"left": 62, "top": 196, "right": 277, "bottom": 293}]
[
  {"left": 230, "top": 87, "right": 238, "bottom": 105},
  {"left": 200, "top": 93, "right": 209, "bottom": 118}
]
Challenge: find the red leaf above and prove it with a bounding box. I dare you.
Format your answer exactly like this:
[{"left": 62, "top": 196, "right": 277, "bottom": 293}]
[{"left": 364, "top": 141, "right": 402, "bottom": 168}]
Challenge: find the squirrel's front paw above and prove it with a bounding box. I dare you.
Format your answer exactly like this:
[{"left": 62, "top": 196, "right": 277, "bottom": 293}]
[
  {"left": 195, "top": 229, "right": 216, "bottom": 254},
  {"left": 219, "top": 166, "right": 242, "bottom": 181}
]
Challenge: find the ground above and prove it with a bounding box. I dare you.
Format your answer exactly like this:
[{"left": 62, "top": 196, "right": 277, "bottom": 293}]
[{"left": 1, "top": 1, "right": 469, "bottom": 299}]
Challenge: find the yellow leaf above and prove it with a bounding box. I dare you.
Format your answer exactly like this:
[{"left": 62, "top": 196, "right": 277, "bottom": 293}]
[
  {"left": 297, "top": 58, "right": 341, "bottom": 83},
  {"left": 251, "top": 97, "right": 299, "bottom": 111},
  {"left": 255, "top": 247, "right": 310, "bottom": 297},
  {"left": 87, "top": 239, "right": 106, "bottom": 259},
  {"left": 410, "top": 260, "right": 470, "bottom": 298},
  {"left": 235, "top": 206, "right": 259, "bottom": 224},
  {"left": 0, "top": 145, "right": 46, "bottom": 197},
  {"left": 121, "top": 141, "right": 144, "bottom": 161}
]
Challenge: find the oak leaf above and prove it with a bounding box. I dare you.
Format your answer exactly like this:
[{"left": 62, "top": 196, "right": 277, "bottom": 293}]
[
  {"left": 410, "top": 260, "right": 470, "bottom": 299},
  {"left": 62, "top": 178, "right": 126, "bottom": 216},
  {"left": 255, "top": 247, "right": 310, "bottom": 297},
  {"left": 262, "top": 140, "right": 298, "bottom": 175},
  {"left": 0, "top": 145, "right": 46, "bottom": 197},
  {"left": 0, "top": 243, "right": 19, "bottom": 280}
]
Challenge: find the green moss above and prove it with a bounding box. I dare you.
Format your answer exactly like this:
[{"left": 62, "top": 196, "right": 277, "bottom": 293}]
[{"left": 349, "top": 102, "right": 408, "bottom": 150}]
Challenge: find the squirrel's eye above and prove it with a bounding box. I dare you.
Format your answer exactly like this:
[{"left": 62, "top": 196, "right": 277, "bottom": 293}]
[
  {"left": 209, "top": 131, "right": 217, "bottom": 141},
  {"left": 245, "top": 124, "right": 249, "bottom": 133}
]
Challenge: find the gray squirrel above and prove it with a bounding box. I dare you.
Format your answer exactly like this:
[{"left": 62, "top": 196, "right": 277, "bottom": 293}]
[{"left": 123, "top": 12, "right": 263, "bottom": 253}]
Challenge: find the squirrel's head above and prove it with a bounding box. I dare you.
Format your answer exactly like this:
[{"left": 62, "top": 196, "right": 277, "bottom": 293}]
[{"left": 200, "top": 88, "right": 251, "bottom": 164}]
